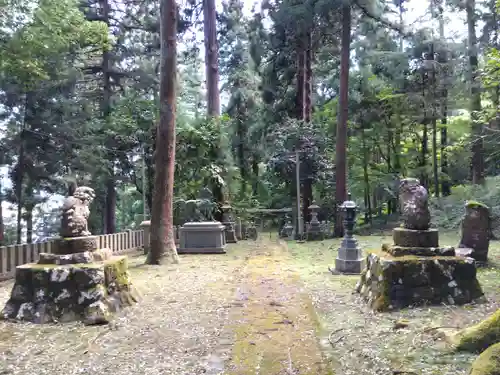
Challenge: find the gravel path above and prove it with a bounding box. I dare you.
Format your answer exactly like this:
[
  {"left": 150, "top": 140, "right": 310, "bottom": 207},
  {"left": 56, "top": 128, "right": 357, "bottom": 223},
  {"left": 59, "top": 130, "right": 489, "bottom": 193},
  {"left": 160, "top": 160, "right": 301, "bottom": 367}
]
[{"left": 0, "top": 239, "right": 331, "bottom": 375}]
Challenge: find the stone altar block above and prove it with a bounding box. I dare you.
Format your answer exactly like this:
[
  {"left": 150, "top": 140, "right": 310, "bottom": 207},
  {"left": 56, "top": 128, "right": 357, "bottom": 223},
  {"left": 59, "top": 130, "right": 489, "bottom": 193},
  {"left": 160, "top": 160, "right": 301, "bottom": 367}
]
[
  {"left": 355, "top": 178, "right": 484, "bottom": 311},
  {"left": 178, "top": 221, "right": 227, "bottom": 254}
]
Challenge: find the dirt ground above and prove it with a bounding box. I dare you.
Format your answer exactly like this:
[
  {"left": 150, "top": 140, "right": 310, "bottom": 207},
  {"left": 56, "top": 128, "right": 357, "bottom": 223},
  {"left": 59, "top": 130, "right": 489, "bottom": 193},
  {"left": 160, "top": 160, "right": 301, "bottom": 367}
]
[{"left": 0, "top": 233, "right": 498, "bottom": 375}]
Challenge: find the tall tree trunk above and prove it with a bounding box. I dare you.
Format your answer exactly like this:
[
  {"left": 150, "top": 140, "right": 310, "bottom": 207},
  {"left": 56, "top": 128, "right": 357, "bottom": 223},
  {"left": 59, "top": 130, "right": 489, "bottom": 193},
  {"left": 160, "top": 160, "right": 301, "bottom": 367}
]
[
  {"left": 25, "top": 208, "right": 33, "bottom": 243},
  {"left": 490, "top": 0, "right": 499, "bottom": 114},
  {"left": 305, "top": 31, "right": 313, "bottom": 123},
  {"left": 203, "top": 0, "right": 223, "bottom": 219},
  {"left": 467, "top": 0, "right": 484, "bottom": 184},
  {"left": 421, "top": 60, "right": 429, "bottom": 190},
  {"left": 429, "top": 43, "right": 440, "bottom": 197},
  {"left": 334, "top": 4, "right": 351, "bottom": 237},
  {"left": 252, "top": 157, "right": 259, "bottom": 196},
  {"left": 16, "top": 135, "right": 24, "bottom": 245},
  {"left": 236, "top": 102, "right": 247, "bottom": 197},
  {"left": 361, "top": 129, "right": 372, "bottom": 224},
  {"left": 148, "top": 0, "right": 179, "bottom": 265},
  {"left": 100, "top": 0, "right": 116, "bottom": 232},
  {"left": 203, "top": 0, "right": 220, "bottom": 117},
  {"left": 16, "top": 93, "right": 31, "bottom": 244},
  {"left": 438, "top": 1, "right": 450, "bottom": 195},
  {"left": 0, "top": 178, "right": 4, "bottom": 246}
]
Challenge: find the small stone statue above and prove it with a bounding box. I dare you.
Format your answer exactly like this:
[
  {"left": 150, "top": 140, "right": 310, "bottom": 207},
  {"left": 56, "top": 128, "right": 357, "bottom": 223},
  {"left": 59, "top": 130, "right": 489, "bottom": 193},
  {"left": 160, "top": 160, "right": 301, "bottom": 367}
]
[
  {"left": 399, "top": 178, "right": 430, "bottom": 230},
  {"left": 60, "top": 186, "right": 96, "bottom": 237},
  {"left": 184, "top": 200, "right": 203, "bottom": 222}
]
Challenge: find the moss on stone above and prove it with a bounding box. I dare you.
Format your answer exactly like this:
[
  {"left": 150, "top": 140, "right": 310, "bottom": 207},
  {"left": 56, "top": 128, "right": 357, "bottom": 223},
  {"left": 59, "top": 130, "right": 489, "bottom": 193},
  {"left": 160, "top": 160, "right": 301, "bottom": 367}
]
[
  {"left": 453, "top": 309, "right": 500, "bottom": 353},
  {"left": 466, "top": 201, "right": 490, "bottom": 209},
  {"left": 357, "top": 250, "right": 484, "bottom": 311},
  {"left": 470, "top": 342, "right": 500, "bottom": 375},
  {"left": 2, "top": 256, "right": 137, "bottom": 325},
  {"left": 104, "top": 256, "right": 131, "bottom": 288}
]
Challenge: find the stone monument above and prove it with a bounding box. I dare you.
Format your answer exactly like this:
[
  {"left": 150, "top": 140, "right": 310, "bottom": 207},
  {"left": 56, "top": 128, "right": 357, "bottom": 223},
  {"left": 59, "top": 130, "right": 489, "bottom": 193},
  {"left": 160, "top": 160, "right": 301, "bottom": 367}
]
[
  {"left": 279, "top": 215, "right": 295, "bottom": 240},
  {"left": 456, "top": 201, "right": 490, "bottom": 262},
  {"left": 306, "top": 201, "right": 324, "bottom": 241},
  {"left": 178, "top": 222, "right": 227, "bottom": 253},
  {"left": 1, "top": 186, "right": 138, "bottom": 325},
  {"left": 355, "top": 178, "right": 484, "bottom": 311},
  {"left": 334, "top": 194, "right": 365, "bottom": 274},
  {"left": 221, "top": 202, "right": 238, "bottom": 243}
]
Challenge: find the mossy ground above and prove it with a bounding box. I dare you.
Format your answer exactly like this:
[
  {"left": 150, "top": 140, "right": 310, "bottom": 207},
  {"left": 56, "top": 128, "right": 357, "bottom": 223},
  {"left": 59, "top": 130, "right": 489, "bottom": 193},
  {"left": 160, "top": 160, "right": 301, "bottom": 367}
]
[
  {"left": 287, "top": 231, "right": 500, "bottom": 375},
  {"left": 222, "top": 242, "right": 332, "bottom": 374}
]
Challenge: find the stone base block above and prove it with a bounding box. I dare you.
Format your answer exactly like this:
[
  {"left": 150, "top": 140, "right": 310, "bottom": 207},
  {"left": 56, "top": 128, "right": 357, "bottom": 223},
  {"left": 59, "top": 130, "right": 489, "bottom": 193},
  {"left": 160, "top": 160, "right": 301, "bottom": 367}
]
[
  {"left": 1, "top": 255, "right": 138, "bottom": 325},
  {"left": 54, "top": 236, "right": 98, "bottom": 255},
  {"left": 307, "top": 230, "right": 324, "bottom": 241},
  {"left": 246, "top": 226, "right": 258, "bottom": 240},
  {"left": 222, "top": 222, "right": 238, "bottom": 243},
  {"left": 38, "top": 248, "right": 113, "bottom": 265},
  {"left": 356, "top": 250, "right": 484, "bottom": 311},
  {"left": 393, "top": 227, "right": 439, "bottom": 248},
  {"left": 382, "top": 244, "right": 455, "bottom": 257},
  {"left": 335, "top": 257, "right": 365, "bottom": 274},
  {"left": 224, "top": 229, "right": 238, "bottom": 244},
  {"left": 177, "top": 247, "right": 226, "bottom": 254}
]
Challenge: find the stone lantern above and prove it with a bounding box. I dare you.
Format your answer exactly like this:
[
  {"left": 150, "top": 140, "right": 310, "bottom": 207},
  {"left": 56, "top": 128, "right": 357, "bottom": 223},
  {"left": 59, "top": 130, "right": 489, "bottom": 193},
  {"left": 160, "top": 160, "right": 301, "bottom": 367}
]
[
  {"left": 307, "top": 201, "right": 323, "bottom": 240},
  {"left": 280, "top": 214, "right": 295, "bottom": 240},
  {"left": 221, "top": 202, "right": 238, "bottom": 243},
  {"left": 334, "top": 193, "right": 364, "bottom": 274}
]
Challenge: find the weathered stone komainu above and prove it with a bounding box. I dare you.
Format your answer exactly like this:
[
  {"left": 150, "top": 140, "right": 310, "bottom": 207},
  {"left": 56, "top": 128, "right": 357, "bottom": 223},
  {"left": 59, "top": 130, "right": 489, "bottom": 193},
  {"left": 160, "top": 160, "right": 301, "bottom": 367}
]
[
  {"left": 356, "top": 178, "right": 484, "bottom": 311},
  {"left": 1, "top": 185, "right": 138, "bottom": 325},
  {"left": 60, "top": 186, "right": 96, "bottom": 238}
]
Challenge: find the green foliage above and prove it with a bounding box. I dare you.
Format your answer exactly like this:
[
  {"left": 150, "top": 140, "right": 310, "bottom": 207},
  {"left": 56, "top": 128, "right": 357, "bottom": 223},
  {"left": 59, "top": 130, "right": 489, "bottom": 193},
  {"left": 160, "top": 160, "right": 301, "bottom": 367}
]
[
  {"left": 1, "top": 0, "right": 109, "bottom": 86},
  {"left": 430, "top": 177, "right": 500, "bottom": 230}
]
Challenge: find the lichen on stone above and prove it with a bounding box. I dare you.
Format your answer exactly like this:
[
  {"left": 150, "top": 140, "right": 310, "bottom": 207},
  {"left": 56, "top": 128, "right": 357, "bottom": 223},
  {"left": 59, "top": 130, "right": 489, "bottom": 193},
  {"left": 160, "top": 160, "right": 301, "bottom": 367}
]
[
  {"left": 452, "top": 309, "right": 500, "bottom": 353},
  {"left": 0, "top": 256, "right": 137, "bottom": 325},
  {"left": 469, "top": 342, "right": 500, "bottom": 375},
  {"left": 356, "top": 250, "right": 484, "bottom": 311}
]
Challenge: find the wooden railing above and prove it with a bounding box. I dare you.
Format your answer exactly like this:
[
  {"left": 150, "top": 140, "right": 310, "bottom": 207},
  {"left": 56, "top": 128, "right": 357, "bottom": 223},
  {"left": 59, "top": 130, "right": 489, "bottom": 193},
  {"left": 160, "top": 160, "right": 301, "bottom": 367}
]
[{"left": 0, "top": 230, "right": 144, "bottom": 281}]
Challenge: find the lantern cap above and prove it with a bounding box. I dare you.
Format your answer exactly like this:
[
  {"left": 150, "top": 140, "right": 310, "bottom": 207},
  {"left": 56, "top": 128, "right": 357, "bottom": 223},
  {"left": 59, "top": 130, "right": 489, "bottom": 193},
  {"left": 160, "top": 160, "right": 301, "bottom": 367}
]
[
  {"left": 341, "top": 193, "right": 356, "bottom": 209},
  {"left": 308, "top": 200, "right": 320, "bottom": 210}
]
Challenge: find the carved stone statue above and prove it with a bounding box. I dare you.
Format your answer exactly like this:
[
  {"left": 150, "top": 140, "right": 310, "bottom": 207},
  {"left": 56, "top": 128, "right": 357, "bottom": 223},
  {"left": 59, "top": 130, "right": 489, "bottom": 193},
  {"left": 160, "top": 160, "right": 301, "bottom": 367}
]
[
  {"left": 399, "top": 178, "right": 431, "bottom": 230},
  {"left": 60, "top": 186, "right": 96, "bottom": 237}
]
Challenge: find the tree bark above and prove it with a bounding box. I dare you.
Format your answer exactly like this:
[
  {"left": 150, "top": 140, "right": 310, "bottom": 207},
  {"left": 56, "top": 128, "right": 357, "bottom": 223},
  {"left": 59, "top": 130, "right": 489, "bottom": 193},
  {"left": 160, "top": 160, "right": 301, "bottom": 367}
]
[
  {"left": 0, "top": 178, "right": 4, "bottom": 246},
  {"left": 361, "top": 129, "right": 371, "bottom": 224},
  {"left": 203, "top": 0, "right": 223, "bottom": 220},
  {"left": 429, "top": 42, "right": 440, "bottom": 197},
  {"left": 100, "top": 0, "right": 117, "bottom": 232},
  {"left": 25, "top": 208, "right": 33, "bottom": 244},
  {"left": 252, "top": 157, "right": 259, "bottom": 196},
  {"left": 147, "top": 0, "right": 179, "bottom": 265},
  {"left": 438, "top": 1, "right": 450, "bottom": 195},
  {"left": 203, "top": 0, "right": 220, "bottom": 117},
  {"left": 421, "top": 59, "right": 429, "bottom": 190},
  {"left": 466, "top": 0, "right": 484, "bottom": 184},
  {"left": 334, "top": 4, "right": 351, "bottom": 237}
]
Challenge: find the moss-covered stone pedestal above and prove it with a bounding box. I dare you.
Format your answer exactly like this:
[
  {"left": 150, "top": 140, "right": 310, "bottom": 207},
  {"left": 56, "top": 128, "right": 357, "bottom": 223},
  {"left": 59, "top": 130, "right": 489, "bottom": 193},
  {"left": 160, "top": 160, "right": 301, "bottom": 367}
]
[
  {"left": 0, "top": 254, "right": 138, "bottom": 325},
  {"left": 356, "top": 227, "right": 484, "bottom": 311}
]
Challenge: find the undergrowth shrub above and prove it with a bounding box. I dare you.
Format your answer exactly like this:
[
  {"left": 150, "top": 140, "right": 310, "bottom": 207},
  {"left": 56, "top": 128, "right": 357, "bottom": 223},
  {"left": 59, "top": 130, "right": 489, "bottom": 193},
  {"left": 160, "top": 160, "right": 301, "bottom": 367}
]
[{"left": 430, "top": 177, "right": 500, "bottom": 232}]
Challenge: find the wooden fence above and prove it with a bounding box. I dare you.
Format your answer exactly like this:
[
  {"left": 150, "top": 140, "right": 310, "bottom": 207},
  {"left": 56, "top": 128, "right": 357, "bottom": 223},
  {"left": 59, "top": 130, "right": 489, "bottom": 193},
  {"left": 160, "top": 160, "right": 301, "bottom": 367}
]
[{"left": 0, "top": 230, "right": 144, "bottom": 281}]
